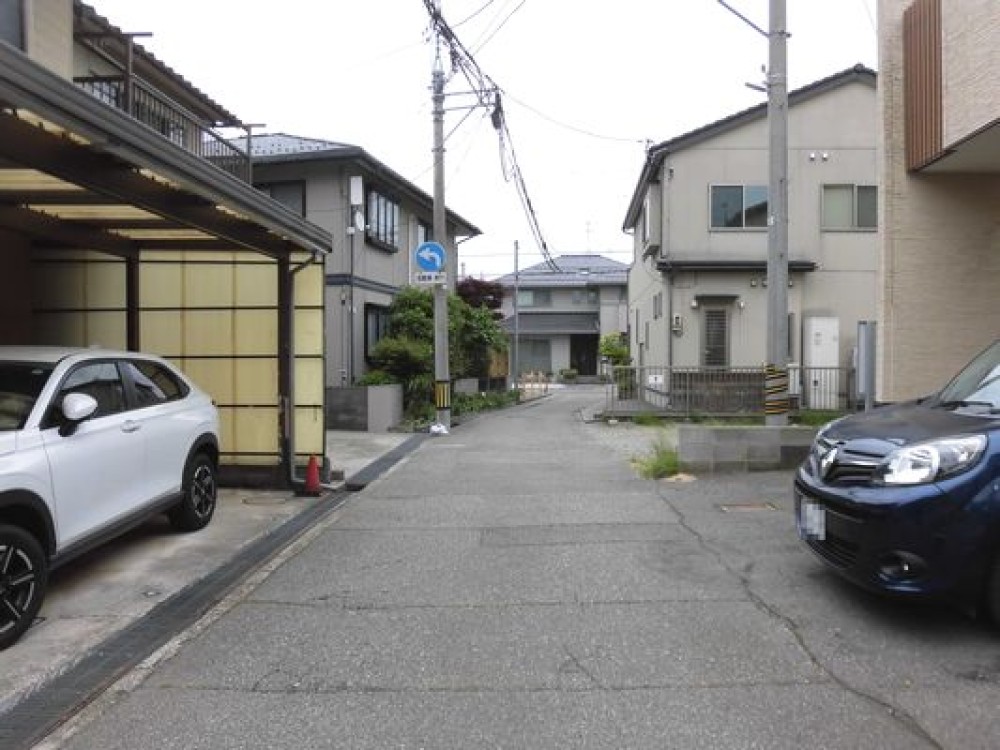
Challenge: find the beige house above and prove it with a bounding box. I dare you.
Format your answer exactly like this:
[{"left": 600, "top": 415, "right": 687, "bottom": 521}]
[
  {"left": 496, "top": 254, "right": 629, "bottom": 379},
  {"left": 0, "top": 1, "right": 331, "bottom": 486},
  {"left": 623, "top": 66, "right": 878, "bottom": 398},
  {"left": 877, "top": 0, "right": 1000, "bottom": 401},
  {"left": 238, "top": 134, "right": 479, "bottom": 389}
]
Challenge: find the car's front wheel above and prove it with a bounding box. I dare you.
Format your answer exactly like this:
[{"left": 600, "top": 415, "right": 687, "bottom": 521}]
[
  {"left": 0, "top": 524, "right": 48, "bottom": 650},
  {"left": 168, "top": 453, "right": 217, "bottom": 532}
]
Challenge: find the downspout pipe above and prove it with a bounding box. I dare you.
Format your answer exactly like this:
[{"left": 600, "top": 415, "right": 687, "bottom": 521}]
[{"left": 282, "top": 250, "right": 338, "bottom": 493}]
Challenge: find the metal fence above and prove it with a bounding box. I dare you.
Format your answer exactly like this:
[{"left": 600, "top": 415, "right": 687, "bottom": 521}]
[
  {"left": 75, "top": 76, "right": 250, "bottom": 182},
  {"left": 604, "top": 365, "right": 856, "bottom": 417}
]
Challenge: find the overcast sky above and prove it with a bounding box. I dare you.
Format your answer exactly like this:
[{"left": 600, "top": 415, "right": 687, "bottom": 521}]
[{"left": 90, "top": 0, "right": 878, "bottom": 279}]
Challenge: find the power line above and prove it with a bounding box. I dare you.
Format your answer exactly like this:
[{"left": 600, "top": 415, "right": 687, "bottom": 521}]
[
  {"left": 469, "top": 0, "right": 526, "bottom": 55},
  {"left": 420, "top": 0, "right": 561, "bottom": 272},
  {"left": 502, "top": 91, "right": 646, "bottom": 144}
]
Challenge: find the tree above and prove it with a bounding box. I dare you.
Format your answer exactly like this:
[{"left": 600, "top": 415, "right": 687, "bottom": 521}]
[
  {"left": 456, "top": 277, "right": 502, "bottom": 313},
  {"left": 369, "top": 286, "right": 507, "bottom": 413},
  {"left": 599, "top": 333, "right": 631, "bottom": 366}
]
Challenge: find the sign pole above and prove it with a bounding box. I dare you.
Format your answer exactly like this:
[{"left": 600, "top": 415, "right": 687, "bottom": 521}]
[{"left": 431, "top": 30, "right": 450, "bottom": 431}]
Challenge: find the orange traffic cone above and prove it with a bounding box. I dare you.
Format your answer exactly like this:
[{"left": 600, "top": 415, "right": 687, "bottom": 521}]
[{"left": 303, "top": 455, "right": 322, "bottom": 496}]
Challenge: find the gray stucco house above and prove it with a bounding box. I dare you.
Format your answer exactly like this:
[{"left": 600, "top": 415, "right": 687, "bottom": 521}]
[
  {"left": 622, "top": 65, "right": 878, "bottom": 398},
  {"left": 496, "top": 254, "right": 628, "bottom": 379},
  {"left": 238, "top": 133, "right": 480, "bottom": 388}
]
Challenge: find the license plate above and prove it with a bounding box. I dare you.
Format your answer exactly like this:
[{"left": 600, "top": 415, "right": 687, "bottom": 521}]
[{"left": 797, "top": 497, "right": 826, "bottom": 541}]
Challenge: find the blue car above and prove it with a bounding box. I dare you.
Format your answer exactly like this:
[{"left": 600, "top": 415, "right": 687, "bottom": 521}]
[{"left": 794, "top": 339, "right": 1000, "bottom": 623}]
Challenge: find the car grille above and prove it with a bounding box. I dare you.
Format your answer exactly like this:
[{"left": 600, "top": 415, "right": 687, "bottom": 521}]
[
  {"left": 815, "top": 437, "right": 883, "bottom": 486},
  {"left": 806, "top": 533, "right": 859, "bottom": 569}
]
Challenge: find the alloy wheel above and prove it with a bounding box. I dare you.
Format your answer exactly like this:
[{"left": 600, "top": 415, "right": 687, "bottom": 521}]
[{"left": 0, "top": 541, "right": 37, "bottom": 637}]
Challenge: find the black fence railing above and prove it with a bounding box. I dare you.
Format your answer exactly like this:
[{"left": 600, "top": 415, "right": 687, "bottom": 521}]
[
  {"left": 605, "top": 365, "right": 857, "bottom": 417},
  {"left": 74, "top": 75, "right": 250, "bottom": 182}
]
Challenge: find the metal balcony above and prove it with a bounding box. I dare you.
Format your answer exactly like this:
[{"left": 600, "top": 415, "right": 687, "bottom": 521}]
[{"left": 74, "top": 75, "right": 250, "bottom": 182}]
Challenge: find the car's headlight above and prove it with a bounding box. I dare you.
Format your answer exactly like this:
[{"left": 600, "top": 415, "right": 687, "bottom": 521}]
[{"left": 874, "top": 435, "right": 987, "bottom": 485}]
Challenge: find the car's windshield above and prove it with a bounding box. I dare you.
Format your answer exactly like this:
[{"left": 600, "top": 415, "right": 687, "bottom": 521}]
[
  {"left": 933, "top": 340, "right": 1000, "bottom": 409},
  {"left": 0, "top": 362, "right": 55, "bottom": 430}
]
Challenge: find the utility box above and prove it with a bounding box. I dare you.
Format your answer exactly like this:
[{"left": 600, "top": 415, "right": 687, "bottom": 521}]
[{"left": 803, "top": 317, "right": 840, "bottom": 409}]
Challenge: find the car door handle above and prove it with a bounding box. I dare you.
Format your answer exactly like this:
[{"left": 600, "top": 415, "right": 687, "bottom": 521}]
[{"left": 122, "top": 420, "right": 142, "bottom": 433}]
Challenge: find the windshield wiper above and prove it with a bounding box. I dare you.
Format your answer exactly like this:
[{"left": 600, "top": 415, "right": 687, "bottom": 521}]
[{"left": 935, "top": 399, "right": 1000, "bottom": 413}]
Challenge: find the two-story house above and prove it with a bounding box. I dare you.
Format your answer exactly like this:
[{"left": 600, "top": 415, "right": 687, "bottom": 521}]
[
  {"left": 877, "top": 0, "right": 1000, "bottom": 401},
  {"left": 623, "top": 65, "right": 878, "bottom": 406},
  {"left": 235, "top": 134, "right": 479, "bottom": 389},
  {"left": 0, "top": 1, "right": 331, "bottom": 486},
  {"left": 496, "top": 254, "right": 629, "bottom": 380}
]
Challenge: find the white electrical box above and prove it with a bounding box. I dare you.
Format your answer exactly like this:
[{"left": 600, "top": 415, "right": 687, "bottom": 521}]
[{"left": 803, "top": 317, "right": 840, "bottom": 409}]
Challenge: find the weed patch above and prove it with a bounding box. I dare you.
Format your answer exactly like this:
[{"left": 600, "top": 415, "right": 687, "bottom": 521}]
[{"left": 633, "top": 439, "right": 680, "bottom": 479}]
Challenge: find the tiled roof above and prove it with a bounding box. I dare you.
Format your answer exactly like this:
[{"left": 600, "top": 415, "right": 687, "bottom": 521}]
[
  {"left": 77, "top": 2, "right": 242, "bottom": 125},
  {"left": 496, "top": 254, "right": 628, "bottom": 288},
  {"left": 233, "top": 133, "right": 358, "bottom": 158}
]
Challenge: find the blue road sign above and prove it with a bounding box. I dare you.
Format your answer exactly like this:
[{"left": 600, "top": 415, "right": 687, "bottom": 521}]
[{"left": 415, "top": 241, "right": 446, "bottom": 272}]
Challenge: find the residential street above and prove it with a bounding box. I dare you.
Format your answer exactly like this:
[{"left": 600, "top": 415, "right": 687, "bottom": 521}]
[{"left": 42, "top": 387, "right": 1000, "bottom": 749}]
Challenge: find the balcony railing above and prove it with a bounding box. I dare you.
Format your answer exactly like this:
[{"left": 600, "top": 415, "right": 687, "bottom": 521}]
[
  {"left": 74, "top": 75, "right": 250, "bottom": 182},
  {"left": 604, "top": 365, "right": 857, "bottom": 418}
]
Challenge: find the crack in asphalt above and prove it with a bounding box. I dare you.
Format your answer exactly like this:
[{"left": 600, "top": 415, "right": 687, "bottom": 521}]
[{"left": 652, "top": 483, "right": 945, "bottom": 750}]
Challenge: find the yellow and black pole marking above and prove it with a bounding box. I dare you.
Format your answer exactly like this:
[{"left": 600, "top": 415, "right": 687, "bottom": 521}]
[
  {"left": 764, "top": 364, "right": 790, "bottom": 415},
  {"left": 435, "top": 380, "right": 451, "bottom": 410}
]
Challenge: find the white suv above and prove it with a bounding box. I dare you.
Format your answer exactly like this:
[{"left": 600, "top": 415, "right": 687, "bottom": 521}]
[{"left": 0, "top": 347, "right": 220, "bottom": 649}]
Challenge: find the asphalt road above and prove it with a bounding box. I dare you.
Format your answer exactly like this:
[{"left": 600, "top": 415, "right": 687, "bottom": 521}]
[{"left": 41, "top": 386, "right": 1000, "bottom": 749}]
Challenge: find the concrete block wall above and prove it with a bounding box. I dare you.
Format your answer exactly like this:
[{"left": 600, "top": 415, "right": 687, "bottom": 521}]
[{"left": 677, "top": 425, "right": 816, "bottom": 473}]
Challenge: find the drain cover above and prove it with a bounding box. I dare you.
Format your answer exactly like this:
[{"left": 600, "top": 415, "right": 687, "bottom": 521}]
[
  {"left": 242, "top": 494, "right": 291, "bottom": 506},
  {"left": 718, "top": 502, "right": 779, "bottom": 513}
]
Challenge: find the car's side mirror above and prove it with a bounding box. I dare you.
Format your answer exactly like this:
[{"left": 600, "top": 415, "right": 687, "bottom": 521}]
[{"left": 59, "top": 392, "right": 98, "bottom": 436}]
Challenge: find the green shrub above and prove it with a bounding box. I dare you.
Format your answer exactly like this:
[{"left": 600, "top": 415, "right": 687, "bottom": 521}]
[
  {"left": 559, "top": 368, "right": 578, "bottom": 382},
  {"left": 633, "top": 413, "right": 662, "bottom": 427},
  {"left": 357, "top": 370, "right": 396, "bottom": 386},
  {"left": 453, "top": 389, "right": 519, "bottom": 416}
]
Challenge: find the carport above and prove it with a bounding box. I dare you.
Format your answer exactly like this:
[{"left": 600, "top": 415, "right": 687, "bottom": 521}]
[{"left": 0, "top": 39, "right": 333, "bottom": 487}]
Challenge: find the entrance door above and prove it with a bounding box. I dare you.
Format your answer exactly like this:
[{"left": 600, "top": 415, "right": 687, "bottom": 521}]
[
  {"left": 570, "top": 334, "right": 598, "bottom": 376},
  {"left": 702, "top": 308, "right": 729, "bottom": 367}
]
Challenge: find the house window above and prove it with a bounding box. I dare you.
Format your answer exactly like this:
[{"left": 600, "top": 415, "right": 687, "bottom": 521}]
[
  {"left": 416, "top": 221, "right": 430, "bottom": 247},
  {"left": 588, "top": 288, "right": 599, "bottom": 304},
  {"left": 703, "top": 308, "right": 729, "bottom": 367},
  {"left": 365, "top": 304, "right": 392, "bottom": 362},
  {"left": 822, "top": 185, "right": 877, "bottom": 230},
  {"left": 516, "top": 289, "right": 551, "bottom": 308},
  {"left": 257, "top": 182, "right": 306, "bottom": 217},
  {"left": 367, "top": 190, "right": 400, "bottom": 250},
  {"left": 0, "top": 1, "right": 23, "bottom": 48},
  {"left": 653, "top": 292, "right": 663, "bottom": 320},
  {"left": 710, "top": 185, "right": 768, "bottom": 229}
]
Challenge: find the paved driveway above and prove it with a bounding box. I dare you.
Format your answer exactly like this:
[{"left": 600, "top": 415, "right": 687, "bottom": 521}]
[{"left": 42, "top": 386, "right": 1000, "bottom": 749}]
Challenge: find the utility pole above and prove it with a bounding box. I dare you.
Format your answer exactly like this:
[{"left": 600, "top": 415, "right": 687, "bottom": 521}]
[
  {"left": 717, "top": 0, "right": 790, "bottom": 425},
  {"left": 764, "top": 0, "right": 790, "bottom": 425},
  {"left": 431, "top": 14, "right": 451, "bottom": 430},
  {"left": 512, "top": 239, "right": 519, "bottom": 388}
]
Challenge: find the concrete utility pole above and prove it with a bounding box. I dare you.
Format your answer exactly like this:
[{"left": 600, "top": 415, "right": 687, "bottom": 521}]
[
  {"left": 719, "top": 0, "right": 790, "bottom": 425},
  {"left": 431, "top": 24, "right": 451, "bottom": 430},
  {"left": 764, "top": 0, "right": 790, "bottom": 426},
  {"left": 512, "top": 239, "right": 519, "bottom": 387}
]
